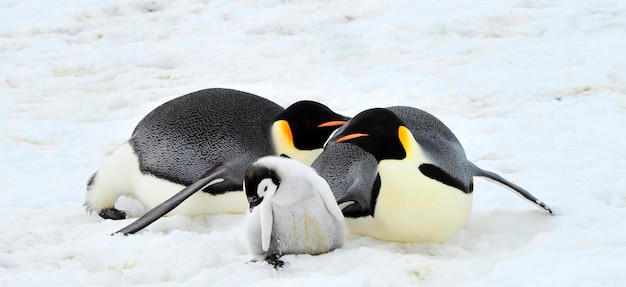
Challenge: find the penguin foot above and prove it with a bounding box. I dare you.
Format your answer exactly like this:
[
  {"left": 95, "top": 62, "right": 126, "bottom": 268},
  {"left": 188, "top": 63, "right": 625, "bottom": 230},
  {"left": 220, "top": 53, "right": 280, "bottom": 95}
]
[
  {"left": 98, "top": 208, "right": 127, "bottom": 220},
  {"left": 265, "top": 254, "right": 284, "bottom": 269}
]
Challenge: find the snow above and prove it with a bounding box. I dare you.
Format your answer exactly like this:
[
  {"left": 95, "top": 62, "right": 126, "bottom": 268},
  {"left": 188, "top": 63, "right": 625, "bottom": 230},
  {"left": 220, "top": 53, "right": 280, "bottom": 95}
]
[{"left": 1, "top": 0, "right": 625, "bottom": 286}]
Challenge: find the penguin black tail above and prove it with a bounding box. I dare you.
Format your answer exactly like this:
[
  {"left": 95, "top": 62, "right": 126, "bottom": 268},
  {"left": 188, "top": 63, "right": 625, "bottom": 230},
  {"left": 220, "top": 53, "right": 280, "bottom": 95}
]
[{"left": 472, "top": 165, "right": 553, "bottom": 215}]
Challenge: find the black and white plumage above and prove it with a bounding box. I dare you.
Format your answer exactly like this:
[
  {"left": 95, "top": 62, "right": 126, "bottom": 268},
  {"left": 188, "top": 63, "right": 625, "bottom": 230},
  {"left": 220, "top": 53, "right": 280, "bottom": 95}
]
[
  {"left": 244, "top": 156, "right": 345, "bottom": 268},
  {"left": 312, "top": 106, "right": 553, "bottom": 243},
  {"left": 85, "top": 88, "right": 348, "bottom": 235},
  {"left": 86, "top": 88, "right": 284, "bottom": 224}
]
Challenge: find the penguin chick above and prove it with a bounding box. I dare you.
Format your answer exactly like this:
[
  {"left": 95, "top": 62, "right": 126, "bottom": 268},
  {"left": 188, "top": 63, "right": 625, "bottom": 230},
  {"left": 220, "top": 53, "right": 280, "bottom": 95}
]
[{"left": 244, "top": 156, "right": 345, "bottom": 268}]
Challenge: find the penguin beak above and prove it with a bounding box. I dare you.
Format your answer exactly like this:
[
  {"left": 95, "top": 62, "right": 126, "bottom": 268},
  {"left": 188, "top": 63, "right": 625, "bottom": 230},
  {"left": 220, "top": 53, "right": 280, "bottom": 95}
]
[
  {"left": 336, "top": 133, "right": 369, "bottom": 143},
  {"left": 248, "top": 196, "right": 263, "bottom": 212},
  {"left": 317, "top": 120, "right": 347, "bottom": 128}
]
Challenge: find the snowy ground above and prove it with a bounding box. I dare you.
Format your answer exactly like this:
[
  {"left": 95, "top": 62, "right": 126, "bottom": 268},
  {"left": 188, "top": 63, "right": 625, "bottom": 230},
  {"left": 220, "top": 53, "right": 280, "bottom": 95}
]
[{"left": 1, "top": 0, "right": 626, "bottom": 286}]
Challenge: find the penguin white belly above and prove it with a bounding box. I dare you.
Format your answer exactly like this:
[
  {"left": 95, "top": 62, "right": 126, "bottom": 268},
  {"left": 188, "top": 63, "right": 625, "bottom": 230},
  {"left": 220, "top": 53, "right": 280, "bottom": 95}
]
[
  {"left": 248, "top": 204, "right": 340, "bottom": 257},
  {"left": 87, "top": 142, "right": 247, "bottom": 217},
  {"left": 273, "top": 207, "right": 337, "bottom": 255},
  {"left": 133, "top": 174, "right": 247, "bottom": 216},
  {"left": 345, "top": 160, "right": 473, "bottom": 243},
  {"left": 85, "top": 142, "right": 137, "bottom": 211}
]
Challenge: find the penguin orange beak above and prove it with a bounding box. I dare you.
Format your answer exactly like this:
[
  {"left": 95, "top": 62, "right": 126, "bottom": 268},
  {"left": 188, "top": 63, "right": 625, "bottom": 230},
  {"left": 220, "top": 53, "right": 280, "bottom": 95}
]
[
  {"left": 317, "top": 121, "right": 347, "bottom": 128},
  {"left": 336, "top": 133, "right": 369, "bottom": 143}
]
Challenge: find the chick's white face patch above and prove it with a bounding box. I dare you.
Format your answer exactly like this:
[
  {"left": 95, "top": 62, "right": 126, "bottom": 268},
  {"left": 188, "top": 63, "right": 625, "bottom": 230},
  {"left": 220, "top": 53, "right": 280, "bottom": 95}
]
[{"left": 257, "top": 178, "right": 278, "bottom": 199}]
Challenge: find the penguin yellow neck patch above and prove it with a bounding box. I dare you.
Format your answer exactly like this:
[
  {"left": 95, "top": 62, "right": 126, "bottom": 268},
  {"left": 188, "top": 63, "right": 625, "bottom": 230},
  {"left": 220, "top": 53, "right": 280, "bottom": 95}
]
[
  {"left": 271, "top": 120, "right": 321, "bottom": 165},
  {"left": 272, "top": 120, "right": 295, "bottom": 156},
  {"left": 273, "top": 120, "right": 294, "bottom": 146},
  {"left": 398, "top": 126, "right": 417, "bottom": 159}
]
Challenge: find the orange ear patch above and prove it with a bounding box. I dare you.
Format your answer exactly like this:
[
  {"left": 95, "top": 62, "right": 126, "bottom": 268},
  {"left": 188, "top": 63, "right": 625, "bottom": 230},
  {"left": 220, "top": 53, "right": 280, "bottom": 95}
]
[
  {"left": 276, "top": 120, "right": 294, "bottom": 146},
  {"left": 397, "top": 126, "right": 413, "bottom": 157}
]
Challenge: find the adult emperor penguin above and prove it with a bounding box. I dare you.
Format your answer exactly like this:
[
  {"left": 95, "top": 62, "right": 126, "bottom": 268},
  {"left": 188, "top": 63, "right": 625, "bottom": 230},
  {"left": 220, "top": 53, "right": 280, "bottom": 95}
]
[
  {"left": 244, "top": 156, "right": 345, "bottom": 268},
  {"left": 86, "top": 88, "right": 348, "bottom": 235},
  {"left": 312, "top": 106, "right": 553, "bottom": 243},
  {"left": 85, "top": 88, "right": 284, "bottom": 223}
]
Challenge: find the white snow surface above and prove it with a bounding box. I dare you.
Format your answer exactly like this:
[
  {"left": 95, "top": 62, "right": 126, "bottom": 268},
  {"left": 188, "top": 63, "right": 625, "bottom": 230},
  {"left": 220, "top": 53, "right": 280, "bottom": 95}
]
[{"left": 1, "top": 0, "right": 625, "bottom": 286}]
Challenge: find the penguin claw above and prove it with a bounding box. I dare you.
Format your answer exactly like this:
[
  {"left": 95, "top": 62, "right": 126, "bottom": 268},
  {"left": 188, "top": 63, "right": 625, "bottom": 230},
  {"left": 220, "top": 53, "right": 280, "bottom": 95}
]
[
  {"left": 265, "top": 254, "right": 285, "bottom": 269},
  {"left": 98, "top": 208, "right": 127, "bottom": 220}
]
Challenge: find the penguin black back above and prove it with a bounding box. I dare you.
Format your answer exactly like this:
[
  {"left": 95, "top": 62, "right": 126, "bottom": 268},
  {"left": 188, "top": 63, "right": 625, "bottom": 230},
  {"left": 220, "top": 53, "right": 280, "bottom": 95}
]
[
  {"left": 386, "top": 106, "right": 473, "bottom": 188},
  {"left": 130, "top": 88, "right": 284, "bottom": 191}
]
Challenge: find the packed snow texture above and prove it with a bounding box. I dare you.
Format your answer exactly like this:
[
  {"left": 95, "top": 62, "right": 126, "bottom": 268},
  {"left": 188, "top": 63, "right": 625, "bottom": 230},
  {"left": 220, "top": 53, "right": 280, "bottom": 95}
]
[{"left": 1, "top": 0, "right": 625, "bottom": 286}]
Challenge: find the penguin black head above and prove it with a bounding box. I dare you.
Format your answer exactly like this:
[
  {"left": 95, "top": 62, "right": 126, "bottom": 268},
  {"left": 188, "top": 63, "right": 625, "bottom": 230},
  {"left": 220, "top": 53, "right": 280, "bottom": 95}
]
[
  {"left": 334, "top": 108, "right": 408, "bottom": 162},
  {"left": 244, "top": 164, "right": 281, "bottom": 212},
  {"left": 274, "top": 101, "right": 349, "bottom": 151}
]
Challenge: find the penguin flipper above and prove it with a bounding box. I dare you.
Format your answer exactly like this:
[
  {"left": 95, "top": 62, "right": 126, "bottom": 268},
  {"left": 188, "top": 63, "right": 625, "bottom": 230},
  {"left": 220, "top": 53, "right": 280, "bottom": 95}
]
[
  {"left": 260, "top": 198, "right": 274, "bottom": 252},
  {"left": 319, "top": 184, "right": 345, "bottom": 222},
  {"left": 474, "top": 167, "right": 553, "bottom": 215},
  {"left": 196, "top": 163, "right": 243, "bottom": 194},
  {"left": 336, "top": 174, "right": 380, "bottom": 218},
  {"left": 418, "top": 163, "right": 472, "bottom": 193},
  {"left": 113, "top": 168, "right": 229, "bottom": 235}
]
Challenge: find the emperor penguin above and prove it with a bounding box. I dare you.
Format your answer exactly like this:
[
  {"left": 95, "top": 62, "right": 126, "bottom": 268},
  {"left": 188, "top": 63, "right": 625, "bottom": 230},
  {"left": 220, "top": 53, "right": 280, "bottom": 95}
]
[
  {"left": 312, "top": 106, "right": 553, "bottom": 243},
  {"left": 244, "top": 156, "right": 345, "bottom": 268},
  {"left": 86, "top": 88, "right": 283, "bottom": 222},
  {"left": 87, "top": 88, "right": 348, "bottom": 235}
]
